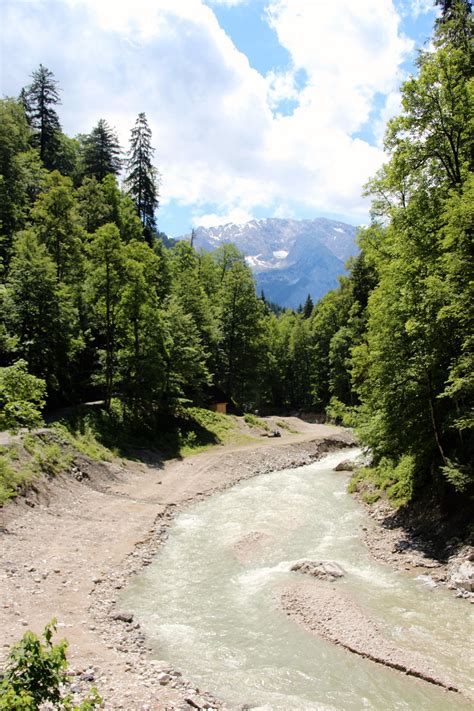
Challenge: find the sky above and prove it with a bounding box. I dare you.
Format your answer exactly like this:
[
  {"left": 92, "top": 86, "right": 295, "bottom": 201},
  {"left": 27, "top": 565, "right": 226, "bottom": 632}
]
[{"left": 0, "top": 0, "right": 438, "bottom": 237}]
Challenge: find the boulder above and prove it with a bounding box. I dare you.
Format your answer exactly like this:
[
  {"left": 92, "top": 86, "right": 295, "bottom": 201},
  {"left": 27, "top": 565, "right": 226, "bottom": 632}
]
[
  {"left": 112, "top": 612, "right": 134, "bottom": 623},
  {"left": 450, "top": 561, "right": 474, "bottom": 592},
  {"left": 333, "top": 460, "right": 357, "bottom": 472},
  {"left": 291, "top": 559, "right": 345, "bottom": 581}
]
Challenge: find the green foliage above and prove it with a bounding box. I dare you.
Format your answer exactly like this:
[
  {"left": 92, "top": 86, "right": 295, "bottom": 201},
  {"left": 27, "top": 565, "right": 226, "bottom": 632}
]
[
  {"left": 0, "top": 98, "right": 42, "bottom": 263},
  {"left": 81, "top": 119, "right": 122, "bottom": 181},
  {"left": 350, "top": 2, "right": 474, "bottom": 505},
  {"left": 33, "top": 441, "right": 72, "bottom": 477},
  {"left": 85, "top": 223, "right": 125, "bottom": 409},
  {"left": 0, "top": 360, "right": 46, "bottom": 431},
  {"left": 275, "top": 419, "right": 298, "bottom": 433},
  {"left": 176, "top": 407, "right": 237, "bottom": 454},
  {"left": 325, "top": 397, "right": 358, "bottom": 427},
  {"left": 441, "top": 460, "right": 472, "bottom": 492},
  {"left": 31, "top": 171, "right": 83, "bottom": 281},
  {"left": 4, "top": 230, "right": 80, "bottom": 397},
  {"left": 217, "top": 259, "right": 269, "bottom": 408},
  {"left": 348, "top": 455, "right": 415, "bottom": 508},
  {"left": 21, "top": 64, "right": 62, "bottom": 170},
  {"left": 362, "top": 491, "right": 381, "bottom": 505},
  {"left": 0, "top": 620, "right": 101, "bottom": 710},
  {"left": 0, "top": 454, "right": 31, "bottom": 505},
  {"left": 51, "top": 422, "right": 113, "bottom": 462},
  {"left": 243, "top": 413, "right": 271, "bottom": 431},
  {"left": 124, "top": 112, "right": 159, "bottom": 243}
]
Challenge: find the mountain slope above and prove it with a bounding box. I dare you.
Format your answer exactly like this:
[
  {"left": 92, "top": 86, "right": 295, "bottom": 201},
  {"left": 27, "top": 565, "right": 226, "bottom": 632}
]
[{"left": 184, "top": 217, "right": 359, "bottom": 308}]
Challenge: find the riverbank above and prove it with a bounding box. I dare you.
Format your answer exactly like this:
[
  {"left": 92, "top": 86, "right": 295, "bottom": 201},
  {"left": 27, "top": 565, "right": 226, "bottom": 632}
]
[
  {"left": 0, "top": 420, "right": 354, "bottom": 709},
  {"left": 352, "top": 489, "right": 474, "bottom": 603}
]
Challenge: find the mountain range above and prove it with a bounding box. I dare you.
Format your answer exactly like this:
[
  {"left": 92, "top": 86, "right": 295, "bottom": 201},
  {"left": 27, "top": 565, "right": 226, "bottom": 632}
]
[{"left": 182, "top": 217, "right": 359, "bottom": 309}]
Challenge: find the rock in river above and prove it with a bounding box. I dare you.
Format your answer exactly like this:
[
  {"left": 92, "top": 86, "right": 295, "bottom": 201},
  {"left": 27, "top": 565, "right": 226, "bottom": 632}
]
[{"left": 291, "top": 559, "right": 345, "bottom": 581}]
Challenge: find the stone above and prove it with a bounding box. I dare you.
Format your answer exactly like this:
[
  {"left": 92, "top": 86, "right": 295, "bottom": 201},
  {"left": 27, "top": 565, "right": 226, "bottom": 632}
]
[
  {"left": 112, "top": 612, "right": 134, "bottom": 623},
  {"left": 450, "top": 561, "right": 474, "bottom": 592},
  {"left": 157, "top": 673, "right": 172, "bottom": 685},
  {"left": 291, "top": 560, "right": 345, "bottom": 580},
  {"left": 333, "top": 460, "right": 357, "bottom": 472}
]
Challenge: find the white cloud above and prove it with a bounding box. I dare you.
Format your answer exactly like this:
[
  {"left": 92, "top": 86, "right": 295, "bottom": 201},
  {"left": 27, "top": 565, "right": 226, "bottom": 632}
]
[
  {"left": 409, "top": 0, "right": 436, "bottom": 18},
  {"left": 192, "top": 206, "right": 253, "bottom": 228},
  {"left": 272, "top": 203, "right": 295, "bottom": 219},
  {"left": 207, "top": 0, "right": 248, "bottom": 5},
  {"left": 1, "top": 0, "right": 415, "bottom": 228},
  {"left": 266, "top": 69, "right": 300, "bottom": 109},
  {"left": 374, "top": 90, "right": 403, "bottom": 146}
]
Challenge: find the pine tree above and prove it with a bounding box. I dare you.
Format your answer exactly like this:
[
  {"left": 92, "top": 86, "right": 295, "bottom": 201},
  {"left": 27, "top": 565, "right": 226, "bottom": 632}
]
[
  {"left": 82, "top": 119, "right": 122, "bottom": 181},
  {"left": 435, "top": 0, "right": 472, "bottom": 22},
  {"left": 124, "top": 113, "right": 159, "bottom": 244},
  {"left": 303, "top": 293, "right": 314, "bottom": 319},
  {"left": 22, "top": 65, "right": 62, "bottom": 170}
]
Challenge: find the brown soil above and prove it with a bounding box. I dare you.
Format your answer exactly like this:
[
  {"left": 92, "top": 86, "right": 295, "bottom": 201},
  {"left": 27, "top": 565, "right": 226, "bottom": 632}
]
[{"left": 0, "top": 422, "right": 353, "bottom": 710}]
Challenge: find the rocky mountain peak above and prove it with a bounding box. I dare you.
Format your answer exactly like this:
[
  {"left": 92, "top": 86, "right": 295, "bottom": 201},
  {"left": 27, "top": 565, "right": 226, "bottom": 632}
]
[{"left": 182, "top": 217, "right": 359, "bottom": 308}]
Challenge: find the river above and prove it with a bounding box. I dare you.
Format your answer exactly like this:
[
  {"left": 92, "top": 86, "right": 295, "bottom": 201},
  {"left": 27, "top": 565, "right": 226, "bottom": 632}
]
[{"left": 123, "top": 449, "right": 473, "bottom": 709}]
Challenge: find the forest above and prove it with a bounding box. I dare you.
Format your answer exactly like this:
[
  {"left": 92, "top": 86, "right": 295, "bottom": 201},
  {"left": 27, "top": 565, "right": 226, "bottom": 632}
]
[{"left": 0, "top": 1, "right": 472, "bottom": 510}]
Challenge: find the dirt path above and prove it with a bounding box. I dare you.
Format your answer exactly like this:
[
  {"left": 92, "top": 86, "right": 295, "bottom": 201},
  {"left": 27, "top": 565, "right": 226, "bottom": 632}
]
[{"left": 0, "top": 423, "right": 352, "bottom": 710}]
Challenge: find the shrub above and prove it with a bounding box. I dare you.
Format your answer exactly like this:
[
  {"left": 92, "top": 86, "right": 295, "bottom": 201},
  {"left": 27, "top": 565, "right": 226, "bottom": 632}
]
[
  {"left": 326, "top": 397, "right": 358, "bottom": 427},
  {"left": 0, "top": 456, "right": 30, "bottom": 505},
  {"left": 0, "top": 360, "right": 46, "bottom": 432},
  {"left": 0, "top": 620, "right": 101, "bottom": 710}
]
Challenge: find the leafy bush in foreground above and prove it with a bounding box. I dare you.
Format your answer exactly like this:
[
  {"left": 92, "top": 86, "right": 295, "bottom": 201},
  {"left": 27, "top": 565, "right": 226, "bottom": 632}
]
[{"left": 0, "top": 620, "right": 101, "bottom": 710}]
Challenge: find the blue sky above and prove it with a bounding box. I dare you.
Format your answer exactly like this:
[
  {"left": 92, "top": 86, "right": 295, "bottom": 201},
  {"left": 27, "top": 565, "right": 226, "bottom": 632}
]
[{"left": 1, "top": 0, "right": 438, "bottom": 236}]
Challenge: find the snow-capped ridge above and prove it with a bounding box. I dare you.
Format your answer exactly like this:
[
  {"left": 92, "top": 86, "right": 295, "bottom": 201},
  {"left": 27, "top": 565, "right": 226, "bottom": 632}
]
[{"left": 181, "top": 217, "right": 358, "bottom": 308}]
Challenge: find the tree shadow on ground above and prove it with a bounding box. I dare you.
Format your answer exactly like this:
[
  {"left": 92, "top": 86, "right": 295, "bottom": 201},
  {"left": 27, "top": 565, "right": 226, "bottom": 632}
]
[{"left": 379, "top": 494, "right": 472, "bottom": 563}]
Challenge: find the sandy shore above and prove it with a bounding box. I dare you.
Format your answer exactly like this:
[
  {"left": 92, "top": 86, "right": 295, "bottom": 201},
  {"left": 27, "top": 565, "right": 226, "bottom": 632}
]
[{"left": 0, "top": 422, "right": 354, "bottom": 710}]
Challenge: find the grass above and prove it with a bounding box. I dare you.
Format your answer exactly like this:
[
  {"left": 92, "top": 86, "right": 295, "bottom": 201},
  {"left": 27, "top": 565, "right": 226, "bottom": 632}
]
[
  {"left": 0, "top": 433, "right": 74, "bottom": 506},
  {"left": 55, "top": 401, "right": 254, "bottom": 460},
  {"left": 0, "top": 455, "right": 33, "bottom": 505},
  {"left": 275, "top": 419, "right": 299, "bottom": 434},
  {"left": 243, "top": 413, "right": 272, "bottom": 432},
  {"left": 51, "top": 422, "right": 115, "bottom": 462},
  {"left": 362, "top": 491, "right": 381, "bottom": 505},
  {"left": 176, "top": 407, "right": 253, "bottom": 455},
  {"left": 0, "top": 404, "right": 258, "bottom": 506},
  {"left": 348, "top": 456, "right": 414, "bottom": 508}
]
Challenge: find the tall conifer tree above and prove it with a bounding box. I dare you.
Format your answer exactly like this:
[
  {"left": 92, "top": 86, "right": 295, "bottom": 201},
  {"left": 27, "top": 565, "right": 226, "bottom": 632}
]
[
  {"left": 124, "top": 113, "right": 159, "bottom": 244},
  {"left": 82, "top": 119, "right": 122, "bottom": 181},
  {"left": 21, "top": 65, "right": 62, "bottom": 170}
]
